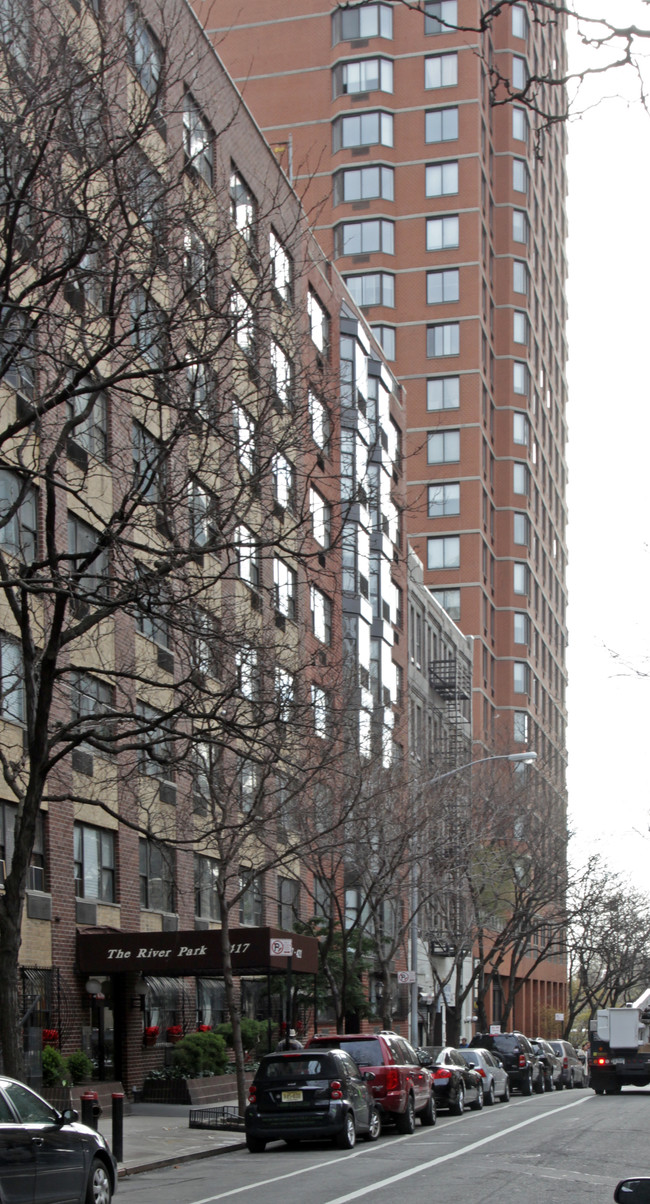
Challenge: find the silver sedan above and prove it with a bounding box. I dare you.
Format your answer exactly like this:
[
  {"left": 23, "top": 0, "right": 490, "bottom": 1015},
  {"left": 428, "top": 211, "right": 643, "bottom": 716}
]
[{"left": 458, "top": 1047, "right": 510, "bottom": 1104}]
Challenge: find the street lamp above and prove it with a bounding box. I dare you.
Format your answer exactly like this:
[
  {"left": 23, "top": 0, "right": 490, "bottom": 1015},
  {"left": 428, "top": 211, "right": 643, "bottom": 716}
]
[{"left": 410, "top": 750, "right": 537, "bottom": 1046}]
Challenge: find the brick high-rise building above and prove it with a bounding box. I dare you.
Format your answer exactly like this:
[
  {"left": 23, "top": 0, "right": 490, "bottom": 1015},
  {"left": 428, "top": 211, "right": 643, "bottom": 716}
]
[{"left": 196, "top": 0, "right": 569, "bottom": 1031}]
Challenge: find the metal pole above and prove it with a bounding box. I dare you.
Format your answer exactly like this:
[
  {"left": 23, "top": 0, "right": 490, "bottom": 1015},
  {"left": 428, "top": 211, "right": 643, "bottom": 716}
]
[
  {"left": 285, "top": 956, "right": 293, "bottom": 1049},
  {"left": 410, "top": 863, "right": 419, "bottom": 1047},
  {"left": 111, "top": 1094, "right": 124, "bottom": 1163}
]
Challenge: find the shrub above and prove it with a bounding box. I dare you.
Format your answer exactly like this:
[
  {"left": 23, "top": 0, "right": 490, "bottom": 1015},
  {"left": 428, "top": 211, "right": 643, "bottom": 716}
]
[
  {"left": 42, "top": 1044, "right": 68, "bottom": 1087},
  {"left": 171, "top": 1031, "right": 228, "bottom": 1077},
  {"left": 66, "top": 1051, "right": 94, "bottom": 1085},
  {"left": 214, "top": 1019, "right": 267, "bottom": 1058}
]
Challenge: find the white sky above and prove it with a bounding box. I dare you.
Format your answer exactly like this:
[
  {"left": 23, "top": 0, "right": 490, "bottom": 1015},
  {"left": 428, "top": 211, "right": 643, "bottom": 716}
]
[{"left": 566, "top": 1, "right": 650, "bottom": 887}]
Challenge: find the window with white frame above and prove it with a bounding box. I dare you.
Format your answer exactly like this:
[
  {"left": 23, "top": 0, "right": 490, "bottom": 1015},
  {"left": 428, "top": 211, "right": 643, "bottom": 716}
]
[
  {"left": 310, "top": 585, "right": 332, "bottom": 645},
  {"left": 271, "top": 340, "right": 292, "bottom": 406},
  {"left": 336, "top": 219, "right": 394, "bottom": 257},
  {"left": 432, "top": 587, "right": 460, "bottom": 620},
  {"left": 514, "top": 561, "right": 528, "bottom": 595},
  {"left": 0, "top": 471, "right": 37, "bottom": 561},
  {"left": 428, "top": 482, "right": 460, "bottom": 517},
  {"left": 272, "top": 452, "right": 295, "bottom": 510},
  {"left": 68, "top": 514, "right": 109, "bottom": 600},
  {"left": 136, "top": 701, "right": 175, "bottom": 782},
  {"left": 187, "top": 351, "right": 209, "bottom": 419},
  {"left": 333, "top": 2, "right": 393, "bottom": 42},
  {"left": 513, "top": 158, "right": 529, "bottom": 194},
  {"left": 512, "top": 4, "right": 527, "bottom": 38},
  {"left": 270, "top": 229, "right": 292, "bottom": 303},
  {"left": 70, "top": 670, "right": 116, "bottom": 747},
  {"left": 0, "top": 802, "right": 43, "bottom": 891},
  {"left": 0, "top": 632, "right": 24, "bottom": 723},
  {"left": 0, "top": 312, "right": 35, "bottom": 402},
  {"left": 183, "top": 226, "right": 213, "bottom": 306},
  {"left": 236, "top": 525, "right": 260, "bottom": 588},
  {"left": 427, "top": 269, "right": 459, "bottom": 304},
  {"left": 236, "top": 645, "right": 259, "bottom": 700},
  {"left": 230, "top": 287, "right": 254, "bottom": 354},
  {"left": 334, "top": 57, "right": 393, "bottom": 96},
  {"left": 194, "top": 854, "right": 220, "bottom": 920},
  {"left": 513, "top": 260, "right": 528, "bottom": 294},
  {"left": 425, "top": 52, "right": 458, "bottom": 88},
  {"left": 273, "top": 557, "right": 297, "bottom": 621},
  {"left": 233, "top": 405, "right": 255, "bottom": 475},
  {"left": 130, "top": 287, "right": 165, "bottom": 371},
  {"left": 311, "top": 684, "right": 331, "bottom": 738},
  {"left": 370, "top": 324, "right": 395, "bottom": 361},
  {"left": 513, "top": 361, "right": 528, "bottom": 395},
  {"left": 514, "top": 710, "right": 529, "bottom": 742},
  {"left": 512, "top": 107, "right": 528, "bottom": 142},
  {"left": 239, "top": 869, "right": 263, "bottom": 926},
  {"left": 274, "top": 667, "right": 295, "bottom": 722},
  {"left": 309, "top": 392, "right": 330, "bottom": 452},
  {"left": 427, "top": 375, "right": 459, "bottom": 409},
  {"left": 428, "top": 429, "right": 459, "bottom": 464},
  {"left": 189, "top": 479, "right": 215, "bottom": 549},
  {"left": 310, "top": 487, "right": 331, "bottom": 547},
  {"left": 513, "top": 661, "right": 528, "bottom": 693},
  {"left": 425, "top": 160, "right": 458, "bottom": 196},
  {"left": 277, "top": 875, "right": 300, "bottom": 929},
  {"left": 67, "top": 377, "right": 108, "bottom": 461},
  {"left": 514, "top": 512, "right": 529, "bottom": 545},
  {"left": 333, "top": 111, "right": 393, "bottom": 152},
  {"left": 512, "top": 209, "right": 528, "bottom": 243},
  {"left": 513, "top": 462, "right": 528, "bottom": 494},
  {"left": 139, "top": 838, "right": 175, "bottom": 913},
  {"left": 334, "top": 164, "right": 394, "bottom": 204},
  {"left": 427, "top": 535, "right": 460, "bottom": 570},
  {"left": 514, "top": 612, "right": 528, "bottom": 644},
  {"left": 513, "top": 411, "right": 528, "bottom": 445},
  {"left": 344, "top": 272, "right": 394, "bottom": 308},
  {"left": 427, "top": 322, "right": 460, "bottom": 357},
  {"left": 426, "top": 215, "right": 459, "bottom": 250},
  {"left": 308, "top": 290, "right": 329, "bottom": 353},
  {"left": 183, "top": 93, "right": 213, "bottom": 187},
  {"left": 425, "top": 107, "right": 458, "bottom": 142},
  {"left": 126, "top": 4, "right": 163, "bottom": 100},
  {"left": 512, "top": 55, "right": 527, "bottom": 90},
  {"left": 230, "top": 168, "right": 256, "bottom": 247},
  {"left": 74, "top": 823, "right": 115, "bottom": 902},
  {"left": 132, "top": 421, "right": 162, "bottom": 504},
  {"left": 513, "top": 310, "right": 528, "bottom": 344},
  {"left": 425, "top": 1, "right": 458, "bottom": 34}
]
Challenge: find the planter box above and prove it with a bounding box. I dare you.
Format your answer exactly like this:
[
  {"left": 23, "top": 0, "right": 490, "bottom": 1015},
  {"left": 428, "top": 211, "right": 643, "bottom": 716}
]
[{"left": 141, "top": 1079, "right": 192, "bottom": 1105}]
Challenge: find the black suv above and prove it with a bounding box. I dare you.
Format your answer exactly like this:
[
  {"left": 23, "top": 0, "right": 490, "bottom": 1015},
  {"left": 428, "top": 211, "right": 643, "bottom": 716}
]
[{"left": 470, "top": 1031, "right": 543, "bottom": 1095}]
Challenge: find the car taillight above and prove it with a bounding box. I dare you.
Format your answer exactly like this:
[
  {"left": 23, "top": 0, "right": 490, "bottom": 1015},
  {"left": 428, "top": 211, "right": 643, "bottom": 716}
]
[
  {"left": 519, "top": 1055, "right": 526, "bottom": 1068},
  {"left": 248, "top": 1085, "right": 257, "bottom": 1103},
  {"left": 330, "top": 1080, "right": 343, "bottom": 1100},
  {"left": 385, "top": 1067, "right": 400, "bottom": 1092},
  {"left": 563, "top": 1057, "right": 568, "bottom": 1068},
  {"left": 595, "top": 1056, "right": 609, "bottom": 1067},
  {"left": 476, "top": 1067, "right": 486, "bottom": 1077},
  {"left": 433, "top": 1068, "right": 452, "bottom": 1080}
]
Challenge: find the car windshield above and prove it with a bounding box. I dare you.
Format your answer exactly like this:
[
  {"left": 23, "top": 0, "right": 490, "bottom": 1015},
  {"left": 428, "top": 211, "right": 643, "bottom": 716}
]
[
  {"left": 460, "top": 1049, "right": 480, "bottom": 1065},
  {"left": 260, "top": 1056, "right": 331, "bottom": 1080},
  {"left": 314, "top": 1038, "right": 383, "bottom": 1067}
]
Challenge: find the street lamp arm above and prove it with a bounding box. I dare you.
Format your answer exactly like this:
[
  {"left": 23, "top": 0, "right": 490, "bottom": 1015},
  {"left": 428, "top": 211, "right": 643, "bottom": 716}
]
[{"left": 424, "top": 751, "right": 537, "bottom": 789}]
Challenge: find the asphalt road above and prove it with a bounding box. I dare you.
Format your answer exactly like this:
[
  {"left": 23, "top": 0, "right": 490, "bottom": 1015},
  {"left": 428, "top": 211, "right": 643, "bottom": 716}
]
[{"left": 118, "top": 1086, "right": 650, "bottom": 1204}]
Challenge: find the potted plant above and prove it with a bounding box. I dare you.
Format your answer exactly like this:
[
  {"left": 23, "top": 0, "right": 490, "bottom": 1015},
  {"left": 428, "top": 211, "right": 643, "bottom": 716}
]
[
  {"left": 197, "top": 1024, "right": 212, "bottom": 1032},
  {"left": 42, "top": 1028, "right": 59, "bottom": 1048},
  {"left": 143, "top": 1025, "right": 160, "bottom": 1047},
  {"left": 166, "top": 1025, "right": 183, "bottom": 1044}
]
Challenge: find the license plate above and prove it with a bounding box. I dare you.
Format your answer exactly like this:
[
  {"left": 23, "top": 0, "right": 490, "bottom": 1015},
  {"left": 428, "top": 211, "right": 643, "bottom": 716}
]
[
  {"left": 611, "top": 1058, "right": 624, "bottom": 1065},
  {"left": 281, "top": 1090, "right": 303, "bottom": 1102}
]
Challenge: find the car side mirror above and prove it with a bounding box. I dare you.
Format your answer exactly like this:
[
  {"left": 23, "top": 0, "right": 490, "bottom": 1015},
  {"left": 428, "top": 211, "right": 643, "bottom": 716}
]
[
  {"left": 614, "top": 1180, "right": 650, "bottom": 1203},
  {"left": 58, "top": 1108, "right": 79, "bottom": 1125}
]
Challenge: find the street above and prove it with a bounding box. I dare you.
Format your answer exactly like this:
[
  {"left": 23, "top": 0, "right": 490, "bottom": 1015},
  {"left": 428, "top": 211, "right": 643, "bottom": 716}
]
[{"left": 117, "top": 1087, "right": 650, "bottom": 1204}]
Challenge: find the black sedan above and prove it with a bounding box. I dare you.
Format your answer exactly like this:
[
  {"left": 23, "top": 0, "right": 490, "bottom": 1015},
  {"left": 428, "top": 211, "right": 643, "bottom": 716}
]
[
  {"left": 0, "top": 1075, "right": 117, "bottom": 1204},
  {"left": 429, "top": 1047, "right": 484, "bottom": 1115},
  {"left": 245, "top": 1049, "right": 381, "bottom": 1152}
]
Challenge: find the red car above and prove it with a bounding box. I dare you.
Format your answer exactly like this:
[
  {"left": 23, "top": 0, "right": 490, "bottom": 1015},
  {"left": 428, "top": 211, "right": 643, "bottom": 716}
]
[{"left": 305, "top": 1030, "right": 436, "bottom": 1133}]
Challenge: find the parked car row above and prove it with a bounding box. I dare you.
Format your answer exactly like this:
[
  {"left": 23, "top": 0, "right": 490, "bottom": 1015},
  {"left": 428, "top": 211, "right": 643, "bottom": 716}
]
[{"left": 469, "top": 1032, "right": 589, "bottom": 1094}]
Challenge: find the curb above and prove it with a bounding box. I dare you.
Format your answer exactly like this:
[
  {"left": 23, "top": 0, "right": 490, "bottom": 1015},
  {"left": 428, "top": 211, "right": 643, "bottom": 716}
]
[{"left": 117, "top": 1139, "right": 246, "bottom": 1177}]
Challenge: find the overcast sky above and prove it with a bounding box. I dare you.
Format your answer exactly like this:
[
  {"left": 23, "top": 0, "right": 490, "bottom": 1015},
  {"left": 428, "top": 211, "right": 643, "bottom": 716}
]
[{"left": 565, "top": 1, "right": 650, "bottom": 888}]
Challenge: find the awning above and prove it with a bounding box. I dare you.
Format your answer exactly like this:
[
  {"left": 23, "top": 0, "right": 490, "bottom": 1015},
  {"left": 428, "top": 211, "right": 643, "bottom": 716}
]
[{"left": 76, "top": 925, "right": 319, "bottom": 976}]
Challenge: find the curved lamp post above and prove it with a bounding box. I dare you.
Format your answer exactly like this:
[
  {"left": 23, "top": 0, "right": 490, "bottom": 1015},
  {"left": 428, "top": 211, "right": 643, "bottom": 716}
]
[{"left": 409, "top": 750, "right": 537, "bottom": 1046}]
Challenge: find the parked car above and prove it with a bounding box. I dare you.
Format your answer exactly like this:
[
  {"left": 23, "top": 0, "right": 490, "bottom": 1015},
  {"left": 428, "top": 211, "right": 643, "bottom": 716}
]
[
  {"left": 469, "top": 1031, "right": 545, "bottom": 1095},
  {"left": 245, "top": 1048, "right": 381, "bottom": 1152},
  {"left": 458, "top": 1046, "right": 510, "bottom": 1104},
  {"left": 548, "top": 1039, "right": 587, "bottom": 1089},
  {"left": 306, "top": 1031, "right": 435, "bottom": 1133},
  {"left": 0, "top": 1075, "right": 117, "bottom": 1204},
  {"left": 429, "top": 1047, "right": 484, "bottom": 1114},
  {"left": 614, "top": 1180, "right": 650, "bottom": 1202},
  {"left": 532, "top": 1037, "right": 564, "bottom": 1091}
]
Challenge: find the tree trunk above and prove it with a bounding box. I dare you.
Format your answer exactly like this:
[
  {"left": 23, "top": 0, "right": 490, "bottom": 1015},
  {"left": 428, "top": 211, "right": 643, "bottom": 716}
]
[
  {"left": 0, "top": 898, "right": 24, "bottom": 1078},
  {"left": 220, "top": 911, "right": 247, "bottom": 1116}
]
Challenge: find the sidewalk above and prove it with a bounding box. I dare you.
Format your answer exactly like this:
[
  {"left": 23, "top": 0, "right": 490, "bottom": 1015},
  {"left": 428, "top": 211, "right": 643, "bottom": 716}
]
[{"left": 97, "top": 1102, "right": 246, "bottom": 1176}]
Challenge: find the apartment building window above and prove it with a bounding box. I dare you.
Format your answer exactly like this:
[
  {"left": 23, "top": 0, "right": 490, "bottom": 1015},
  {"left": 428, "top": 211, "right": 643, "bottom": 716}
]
[
  {"left": 428, "top": 535, "right": 460, "bottom": 570},
  {"left": 70, "top": 671, "right": 114, "bottom": 748},
  {"left": 194, "top": 854, "right": 220, "bottom": 920},
  {"left": 126, "top": 4, "right": 163, "bottom": 101},
  {"left": 425, "top": 106, "right": 458, "bottom": 143},
  {"left": 428, "top": 482, "right": 460, "bottom": 517},
  {"left": 514, "top": 612, "right": 528, "bottom": 645},
  {"left": 234, "top": 405, "right": 256, "bottom": 475},
  {"left": 427, "top": 375, "right": 459, "bottom": 409},
  {"left": 238, "top": 757, "right": 260, "bottom": 811},
  {"left": 130, "top": 287, "right": 166, "bottom": 370},
  {"left": 230, "top": 168, "right": 256, "bottom": 247},
  {"left": 239, "top": 869, "right": 263, "bottom": 926},
  {"left": 0, "top": 803, "right": 44, "bottom": 892},
  {"left": 67, "top": 378, "right": 108, "bottom": 461},
  {"left": 308, "top": 289, "right": 329, "bottom": 353},
  {"left": 0, "top": 633, "right": 24, "bottom": 724},
  {"left": 236, "top": 525, "right": 260, "bottom": 589},
  {"left": 273, "top": 557, "right": 297, "bottom": 621},
  {"left": 271, "top": 340, "right": 293, "bottom": 407},
  {"left": 336, "top": 219, "right": 394, "bottom": 257},
  {"left": 432, "top": 587, "right": 460, "bottom": 620},
  {"left": 426, "top": 215, "right": 459, "bottom": 251},
  {"left": 310, "top": 487, "right": 331, "bottom": 547},
  {"left": 334, "top": 164, "right": 394, "bottom": 204},
  {"left": 513, "top": 463, "right": 528, "bottom": 494},
  {"left": 136, "top": 701, "right": 175, "bottom": 783},
  {"left": 277, "top": 876, "right": 300, "bottom": 930},
  {"left": 183, "top": 226, "right": 214, "bottom": 307},
  {"left": 0, "top": 1, "right": 29, "bottom": 68},
  {"left": 332, "top": 111, "right": 393, "bottom": 152},
  {"left": 512, "top": 55, "right": 528, "bottom": 91},
  {"left": 512, "top": 3, "right": 528, "bottom": 38},
  {"left": 344, "top": 272, "right": 394, "bottom": 308},
  {"left": 513, "top": 411, "right": 528, "bottom": 444},
  {"left": 1, "top": 313, "right": 35, "bottom": 403},
  {"left": 428, "top": 429, "right": 459, "bottom": 463},
  {"left": 68, "top": 515, "right": 109, "bottom": 600},
  {"left": 74, "top": 823, "right": 115, "bottom": 902},
  {"left": 236, "top": 645, "right": 259, "bottom": 701},
  {"left": 425, "top": 1, "right": 458, "bottom": 34},
  {"left": 514, "top": 562, "right": 528, "bottom": 595},
  {"left": 514, "top": 710, "right": 529, "bottom": 742},
  {"left": 513, "top": 311, "right": 528, "bottom": 344},
  {"left": 514, "top": 512, "right": 529, "bottom": 545},
  {"left": 183, "top": 93, "right": 213, "bottom": 187},
  {"left": 275, "top": 666, "right": 295, "bottom": 723},
  {"left": 310, "top": 586, "right": 332, "bottom": 645},
  {"left": 309, "top": 392, "right": 330, "bottom": 453},
  {"left": 425, "top": 52, "right": 458, "bottom": 88},
  {"left": 272, "top": 453, "right": 295, "bottom": 511},
  {"left": 512, "top": 107, "right": 528, "bottom": 142},
  {"left": 425, "top": 161, "right": 458, "bottom": 197},
  {"left": 427, "top": 322, "right": 460, "bottom": 357},
  {"left": 513, "top": 209, "right": 528, "bottom": 243},
  {"left": 311, "top": 684, "right": 332, "bottom": 738},
  {"left": 333, "top": 57, "right": 393, "bottom": 97},
  {"left": 230, "top": 287, "right": 255, "bottom": 354},
  {"left": 370, "top": 324, "right": 395, "bottom": 360},
  {"left": 513, "top": 361, "right": 529, "bottom": 395},
  {"left": 0, "top": 471, "right": 37, "bottom": 561},
  {"left": 132, "top": 421, "right": 162, "bottom": 504},
  {"left": 427, "top": 269, "right": 459, "bottom": 304},
  {"left": 514, "top": 661, "right": 528, "bottom": 693},
  {"left": 513, "top": 158, "right": 529, "bottom": 194},
  {"left": 332, "top": 3, "right": 393, "bottom": 43},
  {"left": 513, "top": 260, "right": 528, "bottom": 295},
  {"left": 270, "top": 230, "right": 292, "bottom": 303},
  {"left": 139, "top": 839, "right": 175, "bottom": 913}
]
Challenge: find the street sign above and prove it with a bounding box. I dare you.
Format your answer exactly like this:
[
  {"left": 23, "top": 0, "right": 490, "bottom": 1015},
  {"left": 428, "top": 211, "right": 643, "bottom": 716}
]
[
  {"left": 270, "top": 938, "right": 293, "bottom": 957},
  {"left": 397, "top": 970, "right": 416, "bottom": 984},
  {"left": 489, "top": 1023, "right": 501, "bottom": 1034},
  {"left": 555, "top": 1012, "right": 564, "bottom": 1022}
]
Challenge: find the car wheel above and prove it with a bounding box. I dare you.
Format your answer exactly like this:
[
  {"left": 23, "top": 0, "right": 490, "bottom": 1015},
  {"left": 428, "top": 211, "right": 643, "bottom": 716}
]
[
  {"left": 520, "top": 1071, "right": 533, "bottom": 1096},
  {"left": 605, "top": 1084, "right": 622, "bottom": 1095},
  {"left": 450, "top": 1086, "right": 465, "bottom": 1116},
  {"left": 470, "top": 1082, "right": 484, "bottom": 1111},
  {"left": 556, "top": 1078, "right": 564, "bottom": 1091},
  {"left": 396, "top": 1094, "right": 416, "bottom": 1135},
  {"left": 419, "top": 1091, "right": 436, "bottom": 1126},
  {"left": 500, "top": 1078, "right": 510, "bottom": 1103},
  {"left": 593, "top": 1086, "right": 605, "bottom": 1095},
  {"left": 246, "top": 1136, "right": 266, "bottom": 1153},
  {"left": 86, "top": 1158, "right": 112, "bottom": 1204},
  {"left": 485, "top": 1080, "right": 495, "bottom": 1106},
  {"left": 364, "top": 1107, "right": 381, "bottom": 1142},
  {"left": 336, "top": 1111, "right": 357, "bottom": 1149},
  {"left": 566, "top": 1072, "right": 573, "bottom": 1090},
  {"left": 534, "top": 1072, "right": 545, "bottom": 1094},
  {"left": 546, "top": 1073, "right": 555, "bottom": 1092}
]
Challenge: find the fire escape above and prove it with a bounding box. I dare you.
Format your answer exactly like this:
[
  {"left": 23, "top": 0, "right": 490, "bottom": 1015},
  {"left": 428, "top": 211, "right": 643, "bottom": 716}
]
[{"left": 429, "top": 656, "right": 472, "bottom": 767}]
